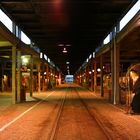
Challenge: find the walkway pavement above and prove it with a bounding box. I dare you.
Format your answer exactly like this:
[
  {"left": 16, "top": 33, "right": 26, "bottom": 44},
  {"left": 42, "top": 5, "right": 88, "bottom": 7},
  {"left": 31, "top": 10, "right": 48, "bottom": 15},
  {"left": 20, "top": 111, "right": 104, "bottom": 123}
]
[
  {"left": 1, "top": 88, "right": 140, "bottom": 139},
  {"left": 85, "top": 90, "right": 140, "bottom": 139},
  {"left": 0, "top": 92, "right": 37, "bottom": 112}
]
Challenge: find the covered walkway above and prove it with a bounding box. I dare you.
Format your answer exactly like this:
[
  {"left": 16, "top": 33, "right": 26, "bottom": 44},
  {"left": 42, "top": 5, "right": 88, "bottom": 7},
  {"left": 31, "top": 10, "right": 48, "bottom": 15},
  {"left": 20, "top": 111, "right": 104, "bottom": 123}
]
[{"left": 0, "top": 84, "right": 140, "bottom": 139}]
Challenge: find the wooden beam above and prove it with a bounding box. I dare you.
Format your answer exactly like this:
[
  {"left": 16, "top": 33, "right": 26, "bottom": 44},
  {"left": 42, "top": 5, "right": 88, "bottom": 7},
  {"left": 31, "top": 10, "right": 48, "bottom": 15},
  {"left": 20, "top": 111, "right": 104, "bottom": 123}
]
[{"left": 0, "top": 41, "right": 12, "bottom": 47}]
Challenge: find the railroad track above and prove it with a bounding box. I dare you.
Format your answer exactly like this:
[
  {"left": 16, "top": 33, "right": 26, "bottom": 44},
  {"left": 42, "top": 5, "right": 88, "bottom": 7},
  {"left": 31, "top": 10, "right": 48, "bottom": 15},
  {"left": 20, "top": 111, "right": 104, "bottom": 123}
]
[
  {"left": 75, "top": 87, "right": 112, "bottom": 140},
  {"left": 49, "top": 87, "right": 68, "bottom": 140},
  {"left": 48, "top": 86, "right": 111, "bottom": 140}
]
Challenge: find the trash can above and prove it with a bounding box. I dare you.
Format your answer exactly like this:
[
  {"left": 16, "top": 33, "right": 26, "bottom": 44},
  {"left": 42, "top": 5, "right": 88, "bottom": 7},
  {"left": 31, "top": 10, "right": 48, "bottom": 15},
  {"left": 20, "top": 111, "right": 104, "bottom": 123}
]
[{"left": 20, "top": 85, "right": 26, "bottom": 101}]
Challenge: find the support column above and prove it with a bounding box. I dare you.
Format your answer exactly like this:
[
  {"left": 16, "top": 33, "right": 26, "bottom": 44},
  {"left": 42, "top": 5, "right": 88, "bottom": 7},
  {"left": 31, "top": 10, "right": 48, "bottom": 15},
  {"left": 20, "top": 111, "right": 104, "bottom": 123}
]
[
  {"left": 58, "top": 72, "right": 61, "bottom": 85},
  {"left": 111, "top": 41, "right": 114, "bottom": 103},
  {"left": 111, "top": 38, "right": 120, "bottom": 104},
  {"left": 86, "top": 64, "right": 89, "bottom": 89},
  {"left": 0, "top": 64, "right": 2, "bottom": 92},
  {"left": 114, "top": 42, "right": 120, "bottom": 104},
  {"left": 41, "top": 62, "right": 45, "bottom": 91},
  {"left": 46, "top": 63, "right": 49, "bottom": 88},
  {"left": 91, "top": 59, "right": 94, "bottom": 91},
  {"left": 49, "top": 68, "right": 53, "bottom": 88},
  {"left": 94, "top": 61, "right": 97, "bottom": 92},
  {"left": 12, "top": 46, "right": 16, "bottom": 104},
  {"left": 1, "top": 63, "right": 4, "bottom": 92},
  {"left": 17, "top": 50, "right": 21, "bottom": 102},
  {"left": 37, "top": 62, "right": 41, "bottom": 93},
  {"left": 30, "top": 55, "right": 33, "bottom": 96},
  {"left": 100, "top": 55, "right": 104, "bottom": 97},
  {"left": 80, "top": 71, "right": 82, "bottom": 85}
]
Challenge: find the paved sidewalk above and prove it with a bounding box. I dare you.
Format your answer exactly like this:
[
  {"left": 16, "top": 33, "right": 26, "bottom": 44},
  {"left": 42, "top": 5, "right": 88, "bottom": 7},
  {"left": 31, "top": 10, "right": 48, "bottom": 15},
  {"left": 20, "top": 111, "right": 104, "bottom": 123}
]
[
  {"left": 84, "top": 90, "right": 140, "bottom": 140},
  {"left": 0, "top": 93, "right": 12, "bottom": 112},
  {"left": 1, "top": 88, "right": 140, "bottom": 139},
  {"left": 0, "top": 92, "right": 37, "bottom": 112}
]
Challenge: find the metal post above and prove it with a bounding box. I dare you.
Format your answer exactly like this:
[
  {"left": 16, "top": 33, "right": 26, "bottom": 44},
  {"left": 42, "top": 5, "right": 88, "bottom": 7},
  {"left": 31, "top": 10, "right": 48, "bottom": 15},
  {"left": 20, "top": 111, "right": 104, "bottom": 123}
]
[
  {"left": 94, "top": 60, "right": 97, "bottom": 92},
  {"left": 41, "top": 62, "right": 45, "bottom": 91},
  {"left": 46, "top": 63, "right": 49, "bottom": 88},
  {"left": 38, "top": 62, "right": 41, "bottom": 94},
  {"left": 111, "top": 40, "right": 114, "bottom": 103},
  {"left": 111, "top": 37, "right": 120, "bottom": 104},
  {"left": 91, "top": 59, "right": 94, "bottom": 91},
  {"left": 30, "top": 55, "right": 33, "bottom": 96},
  {"left": 17, "top": 50, "right": 21, "bottom": 102},
  {"left": 12, "top": 46, "right": 16, "bottom": 104},
  {"left": 100, "top": 55, "right": 104, "bottom": 97},
  {"left": 113, "top": 41, "right": 120, "bottom": 104}
]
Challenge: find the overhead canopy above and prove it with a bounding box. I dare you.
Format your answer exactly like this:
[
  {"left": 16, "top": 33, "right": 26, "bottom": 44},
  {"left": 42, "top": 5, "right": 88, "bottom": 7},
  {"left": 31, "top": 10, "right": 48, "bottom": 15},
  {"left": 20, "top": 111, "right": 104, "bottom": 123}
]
[{"left": 0, "top": 0, "right": 135, "bottom": 74}]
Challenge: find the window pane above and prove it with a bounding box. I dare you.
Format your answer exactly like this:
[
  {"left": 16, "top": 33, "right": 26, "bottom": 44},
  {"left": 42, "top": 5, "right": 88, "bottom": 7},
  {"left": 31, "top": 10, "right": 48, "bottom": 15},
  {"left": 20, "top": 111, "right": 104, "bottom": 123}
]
[
  {"left": 21, "top": 31, "right": 31, "bottom": 45},
  {"left": 0, "top": 9, "right": 12, "bottom": 32}
]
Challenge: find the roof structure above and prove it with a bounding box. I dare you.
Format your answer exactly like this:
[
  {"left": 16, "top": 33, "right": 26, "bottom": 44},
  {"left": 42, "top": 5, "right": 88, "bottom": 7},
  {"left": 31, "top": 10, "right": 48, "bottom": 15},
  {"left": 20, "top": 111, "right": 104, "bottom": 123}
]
[{"left": 0, "top": 0, "right": 135, "bottom": 75}]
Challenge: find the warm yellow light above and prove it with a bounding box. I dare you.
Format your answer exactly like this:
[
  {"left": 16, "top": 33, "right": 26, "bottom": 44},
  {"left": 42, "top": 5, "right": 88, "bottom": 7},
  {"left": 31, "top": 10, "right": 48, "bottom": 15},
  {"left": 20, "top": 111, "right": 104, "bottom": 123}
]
[
  {"left": 97, "top": 68, "right": 101, "bottom": 72},
  {"left": 130, "top": 71, "right": 139, "bottom": 82},
  {"left": 89, "top": 71, "right": 92, "bottom": 75},
  {"left": 23, "top": 58, "right": 28, "bottom": 64}
]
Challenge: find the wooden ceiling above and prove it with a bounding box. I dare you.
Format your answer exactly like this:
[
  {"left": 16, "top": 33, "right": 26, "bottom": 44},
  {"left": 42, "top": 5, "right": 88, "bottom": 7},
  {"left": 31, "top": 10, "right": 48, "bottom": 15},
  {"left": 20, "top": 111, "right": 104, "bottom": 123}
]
[{"left": 0, "top": 0, "right": 135, "bottom": 74}]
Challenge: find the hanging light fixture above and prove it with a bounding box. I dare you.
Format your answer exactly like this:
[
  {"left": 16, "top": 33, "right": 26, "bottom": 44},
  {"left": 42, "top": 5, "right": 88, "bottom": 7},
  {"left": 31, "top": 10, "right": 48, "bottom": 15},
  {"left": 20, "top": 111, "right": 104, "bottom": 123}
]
[{"left": 63, "top": 47, "right": 67, "bottom": 53}]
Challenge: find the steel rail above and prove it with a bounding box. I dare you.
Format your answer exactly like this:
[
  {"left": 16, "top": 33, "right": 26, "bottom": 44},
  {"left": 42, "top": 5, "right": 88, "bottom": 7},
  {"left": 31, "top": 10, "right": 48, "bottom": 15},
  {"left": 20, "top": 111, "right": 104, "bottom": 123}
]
[
  {"left": 49, "top": 87, "right": 68, "bottom": 140},
  {"left": 75, "top": 87, "right": 111, "bottom": 140}
]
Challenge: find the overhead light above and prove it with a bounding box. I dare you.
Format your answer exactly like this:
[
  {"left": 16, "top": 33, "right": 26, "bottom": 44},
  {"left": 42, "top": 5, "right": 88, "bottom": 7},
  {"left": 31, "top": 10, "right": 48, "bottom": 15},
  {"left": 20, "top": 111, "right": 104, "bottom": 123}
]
[
  {"left": 63, "top": 47, "right": 67, "bottom": 53},
  {"left": 66, "top": 61, "right": 70, "bottom": 64},
  {"left": 67, "top": 70, "right": 70, "bottom": 75},
  {"left": 66, "top": 44, "right": 71, "bottom": 47},
  {"left": 58, "top": 44, "right": 64, "bottom": 47},
  {"left": 21, "top": 56, "right": 29, "bottom": 65},
  {"left": 89, "top": 71, "right": 92, "bottom": 75},
  {"left": 97, "top": 68, "right": 101, "bottom": 72}
]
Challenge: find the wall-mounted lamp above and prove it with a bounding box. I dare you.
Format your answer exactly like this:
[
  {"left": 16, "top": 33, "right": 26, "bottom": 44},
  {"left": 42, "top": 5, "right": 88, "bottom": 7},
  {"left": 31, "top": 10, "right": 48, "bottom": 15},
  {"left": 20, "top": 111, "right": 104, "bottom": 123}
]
[{"left": 21, "top": 55, "right": 30, "bottom": 65}]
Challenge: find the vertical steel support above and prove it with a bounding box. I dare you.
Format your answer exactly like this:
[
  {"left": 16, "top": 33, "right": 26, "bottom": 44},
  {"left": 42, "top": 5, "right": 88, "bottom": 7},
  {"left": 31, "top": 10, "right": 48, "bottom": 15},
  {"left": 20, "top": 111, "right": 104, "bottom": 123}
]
[
  {"left": 38, "top": 62, "right": 41, "bottom": 93},
  {"left": 12, "top": 46, "right": 16, "bottom": 104},
  {"left": 30, "top": 55, "right": 33, "bottom": 96},
  {"left": 46, "top": 63, "right": 49, "bottom": 88},
  {"left": 17, "top": 50, "right": 21, "bottom": 102},
  {"left": 58, "top": 72, "right": 61, "bottom": 85},
  {"left": 111, "top": 40, "right": 115, "bottom": 104},
  {"left": 111, "top": 37, "right": 120, "bottom": 104},
  {"left": 80, "top": 71, "right": 82, "bottom": 85},
  {"left": 94, "top": 61, "right": 97, "bottom": 92},
  {"left": 86, "top": 63, "right": 89, "bottom": 88},
  {"left": 114, "top": 42, "right": 120, "bottom": 104},
  {"left": 41, "top": 62, "right": 45, "bottom": 91},
  {"left": 91, "top": 59, "right": 94, "bottom": 91},
  {"left": 100, "top": 55, "right": 104, "bottom": 97}
]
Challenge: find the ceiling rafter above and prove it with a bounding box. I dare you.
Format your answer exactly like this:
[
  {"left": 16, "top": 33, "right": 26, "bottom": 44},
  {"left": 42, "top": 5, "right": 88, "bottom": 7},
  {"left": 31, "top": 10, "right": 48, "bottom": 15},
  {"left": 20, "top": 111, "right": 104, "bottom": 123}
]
[{"left": 0, "top": 0, "right": 134, "bottom": 74}]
